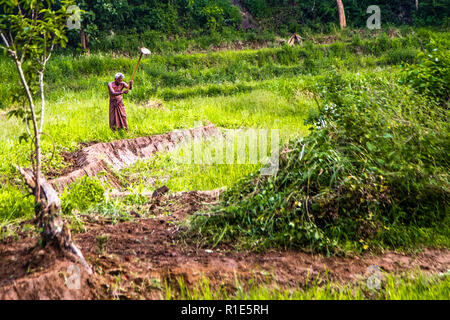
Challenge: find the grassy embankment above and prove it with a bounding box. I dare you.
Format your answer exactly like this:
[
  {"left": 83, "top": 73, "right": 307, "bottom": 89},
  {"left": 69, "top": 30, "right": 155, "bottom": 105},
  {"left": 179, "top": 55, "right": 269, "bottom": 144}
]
[
  {"left": 0, "top": 28, "right": 446, "bottom": 234},
  {"left": 165, "top": 271, "right": 450, "bottom": 300}
]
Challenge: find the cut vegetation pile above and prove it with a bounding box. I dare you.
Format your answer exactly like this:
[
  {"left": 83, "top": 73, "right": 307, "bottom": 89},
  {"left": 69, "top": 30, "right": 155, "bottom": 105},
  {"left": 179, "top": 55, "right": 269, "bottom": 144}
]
[{"left": 189, "top": 40, "right": 450, "bottom": 254}]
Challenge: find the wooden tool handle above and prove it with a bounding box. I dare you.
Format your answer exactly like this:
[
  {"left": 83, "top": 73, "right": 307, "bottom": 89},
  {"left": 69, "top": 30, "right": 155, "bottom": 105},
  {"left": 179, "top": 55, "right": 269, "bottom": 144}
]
[{"left": 130, "top": 52, "right": 143, "bottom": 82}]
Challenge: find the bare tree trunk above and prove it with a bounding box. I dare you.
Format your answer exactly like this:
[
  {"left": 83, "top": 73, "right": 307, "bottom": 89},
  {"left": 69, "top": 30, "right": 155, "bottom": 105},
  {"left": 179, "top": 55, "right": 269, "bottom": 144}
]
[
  {"left": 80, "top": 24, "right": 86, "bottom": 50},
  {"left": 337, "top": 0, "right": 347, "bottom": 29},
  {"left": 80, "top": 24, "right": 90, "bottom": 54}
]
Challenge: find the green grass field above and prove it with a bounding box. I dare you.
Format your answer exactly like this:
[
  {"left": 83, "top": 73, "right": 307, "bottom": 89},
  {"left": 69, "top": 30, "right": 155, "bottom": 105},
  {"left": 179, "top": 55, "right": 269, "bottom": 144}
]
[
  {"left": 165, "top": 271, "right": 450, "bottom": 300},
  {"left": 0, "top": 27, "right": 447, "bottom": 229},
  {"left": 0, "top": 27, "right": 448, "bottom": 300}
]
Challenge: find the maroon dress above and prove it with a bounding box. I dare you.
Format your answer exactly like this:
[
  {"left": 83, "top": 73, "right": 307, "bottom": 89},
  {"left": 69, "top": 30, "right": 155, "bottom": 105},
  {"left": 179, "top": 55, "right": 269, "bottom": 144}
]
[{"left": 108, "top": 81, "right": 129, "bottom": 132}]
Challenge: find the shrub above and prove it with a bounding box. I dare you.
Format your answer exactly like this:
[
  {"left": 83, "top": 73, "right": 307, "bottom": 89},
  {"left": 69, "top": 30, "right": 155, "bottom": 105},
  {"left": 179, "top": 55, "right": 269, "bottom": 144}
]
[
  {"left": 245, "top": 0, "right": 270, "bottom": 18},
  {"left": 382, "top": 47, "right": 419, "bottom": 65},
  {"left": 0, "top": 185, "right": 34, "bottom": 222},
  {"left": 188, "top": 71, "right": 449, "bottom": 254},
  {"left": 400, "top": 39, "right": 450, "bottom": 106},
  {"left": 61, "top": 176, "right": 106, "bottom": 214}
]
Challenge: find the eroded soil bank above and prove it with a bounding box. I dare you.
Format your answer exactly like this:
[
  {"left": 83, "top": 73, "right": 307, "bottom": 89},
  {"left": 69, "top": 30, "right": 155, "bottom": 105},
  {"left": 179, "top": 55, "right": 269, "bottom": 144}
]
[
  {"left": 1, "top": 191, "right": 448, "bottom": 299},
  {"left": 49, "top": 124, "right": 221, "bottom": 193}
]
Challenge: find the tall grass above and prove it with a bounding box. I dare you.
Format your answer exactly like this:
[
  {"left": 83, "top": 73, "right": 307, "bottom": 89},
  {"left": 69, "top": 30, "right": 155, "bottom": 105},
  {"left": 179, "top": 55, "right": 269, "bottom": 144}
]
[
  {"left": 2, "top": 29, "right": 446, "bottom": 106},
  {"left": 164, "top": 271, "right": 450, "bottom": 300}
]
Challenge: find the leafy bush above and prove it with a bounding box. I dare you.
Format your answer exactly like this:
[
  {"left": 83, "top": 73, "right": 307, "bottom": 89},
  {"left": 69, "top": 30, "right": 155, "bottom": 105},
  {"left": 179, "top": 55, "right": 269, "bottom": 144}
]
[
  {"left": 245, "top": 0, "right": 270, "bottom": 18},
  {"left": 188, "top": 71, "right": 449, "bottom": 253},
  {"left": 382, "top": 47, "right": 419, "bottom": 65},
  {"left": 61, "top": 176, "right": 106, "bottom": 214},
  {"left": 243, "top": 0, "right": 449, "bottom": 31},
  {"left": 0, "top": 185, "right": 34, "bottom": 222},
  {"left": 400, "top": 39, "right": 450, "bottom": 106}
]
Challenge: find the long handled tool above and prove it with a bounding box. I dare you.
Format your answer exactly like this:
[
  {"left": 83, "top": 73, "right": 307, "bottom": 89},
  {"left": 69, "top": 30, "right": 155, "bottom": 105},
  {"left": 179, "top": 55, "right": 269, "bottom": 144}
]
[{"left": 130, "top": 47, "right": 151, "bottom": 82}]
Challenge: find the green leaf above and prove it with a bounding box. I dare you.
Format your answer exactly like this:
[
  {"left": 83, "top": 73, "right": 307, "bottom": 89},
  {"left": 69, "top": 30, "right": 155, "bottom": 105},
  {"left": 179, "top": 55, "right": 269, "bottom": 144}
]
[{"left": 366, "top": 142, "right": 376, "bottom": 152}]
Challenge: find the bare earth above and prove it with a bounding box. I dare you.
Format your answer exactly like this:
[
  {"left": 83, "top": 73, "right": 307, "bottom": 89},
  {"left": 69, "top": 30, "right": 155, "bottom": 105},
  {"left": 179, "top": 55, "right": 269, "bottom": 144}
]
[{"left": 0, "top": 191, "right": 448, "bottom": 299}]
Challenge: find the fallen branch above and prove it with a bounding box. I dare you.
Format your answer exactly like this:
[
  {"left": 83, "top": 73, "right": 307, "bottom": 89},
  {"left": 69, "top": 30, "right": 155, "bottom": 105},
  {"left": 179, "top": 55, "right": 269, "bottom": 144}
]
[{"left": 288, "top": 33, "right": 304, "bottom": 46}]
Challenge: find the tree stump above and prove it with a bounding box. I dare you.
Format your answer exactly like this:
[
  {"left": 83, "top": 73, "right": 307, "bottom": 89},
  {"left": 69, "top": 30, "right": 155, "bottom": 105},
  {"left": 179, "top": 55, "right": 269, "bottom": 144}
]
[
  {"left": 288, "top": 33, "right": 304, "bottom": 46},
  {"left": 18, "top": 167, "right": 92, "bottom": 274}
]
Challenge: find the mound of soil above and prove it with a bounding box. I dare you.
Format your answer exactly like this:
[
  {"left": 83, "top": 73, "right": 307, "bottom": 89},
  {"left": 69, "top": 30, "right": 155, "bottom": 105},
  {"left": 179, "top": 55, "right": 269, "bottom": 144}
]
[
  {"left": 49, "top": 124, "right": 221, "bottom": 193},
  {"left": 1, "top": 190, "right": 448, "bottom": 300}
]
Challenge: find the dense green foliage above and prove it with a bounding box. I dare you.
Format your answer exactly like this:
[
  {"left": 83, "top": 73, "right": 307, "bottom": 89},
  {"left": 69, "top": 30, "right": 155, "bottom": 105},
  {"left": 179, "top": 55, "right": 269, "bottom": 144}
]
[
  {"left": 66, "top": 0, "right": 243, "bottom": 51},
  {"left": 244, "top": 0, "right": 449, "bottom": 32},
  {"left": 77, "top": 0, "right": 242, "bottom": 33},
  {"left": 58, "top": 0, "right": 450, "bottom": 52},
  {"left": 401, "top": 38, "right": 450, "bottom": 106},
  {"left": 71, "top": 0, "right": 450, "bottom": 36},
  {"left": 188, "top": 42, "right": 450, "bottom": 253},
  {"left": 61, "top": 176, "right": 106, "bottom": 214}
]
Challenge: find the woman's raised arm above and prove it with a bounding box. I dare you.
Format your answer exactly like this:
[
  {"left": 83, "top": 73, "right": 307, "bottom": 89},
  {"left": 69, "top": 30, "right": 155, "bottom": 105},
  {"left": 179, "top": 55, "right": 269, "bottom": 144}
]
[{"left": 108, "top": 82, "right": 123, "bottom": 96}]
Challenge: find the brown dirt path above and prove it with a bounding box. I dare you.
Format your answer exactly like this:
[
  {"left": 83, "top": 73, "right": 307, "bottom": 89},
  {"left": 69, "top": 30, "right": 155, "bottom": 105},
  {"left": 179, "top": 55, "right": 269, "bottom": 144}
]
[{"left": 0, "top": 191, "right": 448, "bottom": 299}]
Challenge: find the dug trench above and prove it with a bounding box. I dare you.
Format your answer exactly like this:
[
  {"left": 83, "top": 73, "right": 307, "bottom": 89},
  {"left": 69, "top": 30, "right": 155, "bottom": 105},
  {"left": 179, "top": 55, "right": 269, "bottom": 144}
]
[
  {"left": 0, "top": 125, "right": 449, "bottom": 299},
  {"left": 46, "top": 123, "right": 222, "bottom": 193}
]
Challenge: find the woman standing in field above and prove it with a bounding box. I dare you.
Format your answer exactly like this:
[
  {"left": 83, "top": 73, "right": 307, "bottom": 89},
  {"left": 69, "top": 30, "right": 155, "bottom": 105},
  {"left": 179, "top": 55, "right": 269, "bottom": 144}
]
[{"left": 108, "top": 73, "right": 133, "bottom": 132}]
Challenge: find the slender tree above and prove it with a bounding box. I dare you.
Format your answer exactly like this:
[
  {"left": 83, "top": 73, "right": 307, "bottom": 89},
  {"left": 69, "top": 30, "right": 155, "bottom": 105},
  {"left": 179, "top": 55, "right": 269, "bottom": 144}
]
[
  {"left": 77, "top": 0, "right": 91, "bottom": 53},
  {"left": 0, "top": 0, "right": 91, "bottom": 273},
  {"left": 336, "top": 0, "right": 346, "bottom": 29}
]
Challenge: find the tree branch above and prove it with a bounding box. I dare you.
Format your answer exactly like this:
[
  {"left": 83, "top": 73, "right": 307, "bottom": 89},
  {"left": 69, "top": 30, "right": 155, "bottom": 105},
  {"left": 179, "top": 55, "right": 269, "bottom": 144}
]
[
  {"left": 45, "top": 43, "right": 55, "bottom": 64},
  {"left": 38, "top": 43, "right": 54, "bottom": 134},
  {"left": 38, "top": 71, "right": 45, "bottom": 134},
  {"left": 0, "top": 32, "right": 15, "bottom": 56},
  {"left": 20, "top": 32, "right": 34, "bottom": 64},
  {"left": 0, "top": 31, "right": 9, "bottom": 46},
  {"left": 8, "top": 31, "right": 15, "bottom": 50}
]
